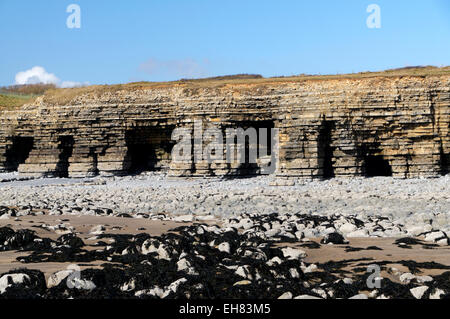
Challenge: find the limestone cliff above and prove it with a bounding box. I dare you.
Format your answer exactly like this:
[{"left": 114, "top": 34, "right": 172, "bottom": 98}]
[{"left": 0, "top": 74, "right": 448, "bottom": 179}]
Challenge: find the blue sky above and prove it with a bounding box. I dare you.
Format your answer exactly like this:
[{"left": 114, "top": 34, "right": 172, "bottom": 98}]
[{"left": 0, "top": 0, "right": 449, "bottom": 86}]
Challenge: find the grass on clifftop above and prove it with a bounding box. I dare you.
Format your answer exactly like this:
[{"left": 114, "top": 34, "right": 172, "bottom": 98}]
[
  {"left": 0, "top": 84, "right": 56, "bottom": 111},
  {"left": 40, "top": 66, "right": 450, "bottom": 106},
  {"left": 0, "top": 94, "right": 35, "bottom": 111},
  {"left": 3, "top": 66, "right": 450, "bottom": 108}
]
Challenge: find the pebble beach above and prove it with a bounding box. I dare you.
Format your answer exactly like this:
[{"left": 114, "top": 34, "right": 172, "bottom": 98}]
[{"left": 0, "top": 173, "right": 449, "bottom": 299}]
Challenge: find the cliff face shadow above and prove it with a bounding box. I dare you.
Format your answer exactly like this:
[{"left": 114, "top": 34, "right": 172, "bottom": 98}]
[
  {"left": 356, "top": 141, "right": 393, "bottom": 177},
  {"left": 223, "top": 120, "right": 275, "bottom": 178},
  {"left": 5, "top": 136, "right": 34, "bottom": 172},
  {"left": 55, "top": 136, "right": 74, "bottom": 178},
  {"left": 363, "top": 155, "right": 393, "bottom": 177},
  {"left": 4, "top": 136, "right": 34, "bottom": 172},
  {"left": 125, "top": 126, "right": 175, "bottom": 174},
  {"left": 439, "top": 146, "right": 449, "bottom": 176},
  {"left": 318, "top": 120, "right": 335, "bottom": 179},
  {"left": 126, "top": 143, "right": 158, "bottom": 174}
]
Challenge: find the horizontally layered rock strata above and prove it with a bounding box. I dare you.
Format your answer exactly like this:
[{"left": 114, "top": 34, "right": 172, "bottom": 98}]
[{"left": 0, "top": 75, "right": 448, "bottom": 178}]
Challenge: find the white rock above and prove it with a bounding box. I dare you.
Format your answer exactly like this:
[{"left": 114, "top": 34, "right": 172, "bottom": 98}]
[
  {"left": 303, "top": 229, "right": 319, "bottom": 238},
  {"left": 120, "top": 279, "right": 136, "bottom": 292},
  {"left": 294, "top": 231, "right": 304, "bottom": 240},
  {"left": 47, "top": 270, "right": 75, "bottom": 288},
  {"left": 173, "top": 215, "right": 194, "bottom": 222},
  {"left": 368, "top": 290, "right": 378, "bottom": 298},
  {"left": 235, "top": 266, "right": 251, "bottom": 279},
  {"left": 240, "top": 219, "right": 254, "bottom": 230},
  {"left": 177, "top": 258, "right": 191, "bottom": 272},
  {"left": 162, "top": 278, "right": 187, "bottom": 298},
  {"left": 424, "top": 231, "right": 446, "bottom": 243},
  {"left": 121, "top": 247, "right": 135, "bottom": 255},
  {"left": 429, "top": 288, "right": 445, "bottom": 299},
  {"left": 311, "top": 288, "right": 327, "bottom": 299},
  {"left": 302, "top": 264, "right": 318, "bottom": 273},
  {"left": 415, "top": 275, "right": 433, "bottom": 284},
  {"left": 196, "top": 215, "right": 216, "bottom": 221},
  {"left": 265, "top": 229, "right": 280, "bottom": 237},
  {"left": 410, "top": 286, "right": 429, "bottom": 299},
  {"left": 339, "top": 223, "right": 357, "bottom": 234},
  {"left": 347, "top": 229, "right": 369, "bottom": 238},
  {"left": 224, "top": 265, "right": 239, "bottom": 271},
  {"left": 294, "top": 294, "right": 322, "bottom": 299},
  {"left": 349, "top": 293, "right": 368, "bottom": 299},
  {"left": 266, "top": 257, "right": 282, "bottom": 266},
  {"left": 343, "top": 278, "right": 353, "bottom": 285},
  {"left": 135, "top": 286, "right": 164, "bottom": 298},
  {"left": 89, "top": 225, "right": 105, "bottom": 235},
  {"left": 218, "top": 242, "right": 231, "bottom": 254},
  {"left": 278, "top": 292, "right": 293, "bottom": 299},
  {"left": 0, "top": 274, "right": 30, "bottom": 294},
  {"left": 289, "top": 268, "right": 300, "bottom": 278},
  {"left": 279, "top": 231, "right": 296, "bottom": 239},
  {"left": 388, "top": 267, "right": 401, "bottom": 276},
  {"left": 67, "top": 278, "right": 96, "bottom": 291},
  {"left": 436, "top": 238, "right": 449, "bottom": 245},
  {"left": 281, "top": 247, "right": 306, "bottom": 260},
  {"left": 233, "top": 280, "right": 251, "bottom": 286},
  {"left": 141, "top": 240, "right": 170, "bottom": 260},
  {"left": 406, "top": 225, "right": 431, "bottom": 236},
  {"left": 399, "top": 273, "right": 416, "bottom": 284}
]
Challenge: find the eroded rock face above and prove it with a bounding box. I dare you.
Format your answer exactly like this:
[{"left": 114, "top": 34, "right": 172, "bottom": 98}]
[{"left": 0, "top": 76, "right": 448, "bottom": 179}]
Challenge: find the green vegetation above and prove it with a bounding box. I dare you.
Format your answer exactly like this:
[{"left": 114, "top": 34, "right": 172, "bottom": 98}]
[
  {"left": 0, "top": 93, "right": 35, "bottom": 111},
  {"left": 0, "top": 83, "right": 56, "bottom": 111}
]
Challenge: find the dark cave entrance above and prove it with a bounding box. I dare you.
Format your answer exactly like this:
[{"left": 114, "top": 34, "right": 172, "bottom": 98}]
[
  {"left": 318, "top": 121, "right": 335, "bottom": 178},
  {"left": 4, "top": 136, "right": 34, "bottom": 171},
  {"left": 225, "top": 120, "right": 275, "bottom": 177},
  {"left": 363, "top": 155, "right": 393, "bottom": 177},
  {"left": 440, "top": 146, "right": 449, "bottom": 176},
  {"left": 55, "top": 136, "right": 74, "bottom": 178},
  {"left": 125, "top": 126, "right": 175, "bottom": 174}
]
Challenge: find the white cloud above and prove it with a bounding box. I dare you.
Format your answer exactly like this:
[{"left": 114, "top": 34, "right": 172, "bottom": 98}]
[
  {"left": 15, "top": 66, "right": 59, "bottom": 85},
  {"left": 60, "top": 81, "right": 87, "bottom": 88},
  {"left": 14, "top": 66, "right": 87, "bottom": 88}
]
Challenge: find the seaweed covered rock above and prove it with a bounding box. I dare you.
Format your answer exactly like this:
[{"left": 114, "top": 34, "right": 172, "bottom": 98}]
[
  {"left": 0, "top": 212, "right": 449, "bottom": 299},
  {"left": 0, "top": 269, "right": 46, "bottom": 298},
  {"left": 0, "top": 227, "right": 37, "bottom": 251},
  {"left": 321, "top": 232, "right": 347, "bottom": 245},
  {"left": 57, "top": 233, "right": 85, "bottom": 249}
]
